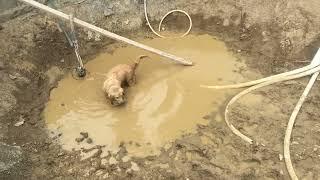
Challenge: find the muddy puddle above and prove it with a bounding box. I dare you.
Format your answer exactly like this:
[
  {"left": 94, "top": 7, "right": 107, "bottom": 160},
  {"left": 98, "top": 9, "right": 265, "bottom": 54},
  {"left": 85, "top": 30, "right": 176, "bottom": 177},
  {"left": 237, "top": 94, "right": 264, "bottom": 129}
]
[{"left": 44, "top": 34, "right": 248, "bottom": 157}]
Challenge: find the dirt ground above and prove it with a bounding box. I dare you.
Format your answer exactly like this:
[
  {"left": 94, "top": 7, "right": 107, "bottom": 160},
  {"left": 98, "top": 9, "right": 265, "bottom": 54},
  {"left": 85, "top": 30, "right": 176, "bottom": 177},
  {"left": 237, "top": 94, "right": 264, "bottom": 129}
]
[{"left": 1, "top": 0, "right": 320, "bottom": 179}]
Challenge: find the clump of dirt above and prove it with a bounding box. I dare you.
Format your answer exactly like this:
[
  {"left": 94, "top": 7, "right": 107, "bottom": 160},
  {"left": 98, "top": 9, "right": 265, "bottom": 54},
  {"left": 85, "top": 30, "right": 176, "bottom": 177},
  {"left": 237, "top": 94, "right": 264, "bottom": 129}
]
[{"left": 1, "top": 0, "right": 320, "bottom": 179}]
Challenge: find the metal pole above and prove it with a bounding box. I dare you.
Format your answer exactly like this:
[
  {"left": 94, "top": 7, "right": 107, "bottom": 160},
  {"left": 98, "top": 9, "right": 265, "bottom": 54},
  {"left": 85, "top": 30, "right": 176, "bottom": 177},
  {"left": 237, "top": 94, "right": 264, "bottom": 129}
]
[{"left": 18, "top": 0, "right": 193, "bottom": 66}]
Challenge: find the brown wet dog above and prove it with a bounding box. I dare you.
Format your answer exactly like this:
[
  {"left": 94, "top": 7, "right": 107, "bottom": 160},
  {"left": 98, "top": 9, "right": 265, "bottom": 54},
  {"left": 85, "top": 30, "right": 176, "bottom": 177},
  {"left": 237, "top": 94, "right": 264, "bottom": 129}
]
[{"left": 102, "top": 55, "right": 149, "bottom": 106}]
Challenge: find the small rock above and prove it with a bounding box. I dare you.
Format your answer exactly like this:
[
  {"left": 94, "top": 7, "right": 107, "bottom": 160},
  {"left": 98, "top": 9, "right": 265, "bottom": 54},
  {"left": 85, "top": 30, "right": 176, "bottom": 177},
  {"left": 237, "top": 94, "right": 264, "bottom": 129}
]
[
  {"left": 102, "top": 172, "right": 109, "bottom": 179},
  {"left": 262, "top": 31, "right": 270, "bottom": 42},
  {"left": 126, "top": 168, "right": 133, "bottom": 174},
  {"left": 95, "top": 169, "right": 104, "bottom": 176},
  {"left": 94, "top": 33, "right": 101, "bottom": 41},
  {"left": 103, "top": 8, "right": 114, "bottom": 17},
  {"left": 67, "top": 168, "right": 73, "bottom": 174},
  {"left": 34, "top": 34, "right": 42, "bottom": 41},
  {"left": 279, "top": 154, "right": 283, "bottom": 161},
  {"left": 169, "top": 151, "right": 174, "bottom": 157},
  {"left": 101, "top": 159, "right": 108, "bottom": 166},
  {"left": 164, "top": 143, "right": 172, "bottom": 151},
  {"left": 23, "top": 33, "right": 33, "bottom": 42},
  {"left": 75, "top": 137, "right": 85, "bottom": 143},
  {"left": 116, "top": 166, "right": 121, "bottom": 172},
  {"left": 14, "top": 117, "right": 25, "bottom": 127},
  {"left": 202, "top": 115, "right": 211, "bottom": 120},
  {"left": 156, "top": 163, "right": 170, "bottom": 169},
  {"left": 124, "top": 19, "right": 130, "bottom": 25},
  {"left": 86, "top": 138, "right": 93, "bottom": 144},
  {"left": 80, "top": 132, "right": 89, "bottom": 138},
  {"left": 60, "top": 59, "right": 65, "bottom": 63},
  {"left": 87, "top": 31, "right": 93, "bottom": 40},
  {"left": 81, "top": 149, "right": 99, "bottom": 161},
  {"left": 130, "top": 162, "right": 140, "bottom": 171},
  {"left": 109, "top": 157, "right": 118, "bottom": 165},
  {"left": 280, "top": 170, "right": 284, "bottom": 175},
  {"left": 222, "top": 19, "right": 230, "bottom": 26},
  {"left": 9, "top": 74, "right": 17, "bottom": 80},
  {"left": 244, "top": 22, "right": 251, "bottom": 29},
  {"left": 237, "top": 49, "right": 242, "bottom": 53},
  {"left": 83, "top": 169, "right": 90, "bottom": 177},
  {"left": 291, "top": 141, "right": 299, "bottom": 145},
  {"left": 122, "top": 156, "right": 131, "bottom": 163}
]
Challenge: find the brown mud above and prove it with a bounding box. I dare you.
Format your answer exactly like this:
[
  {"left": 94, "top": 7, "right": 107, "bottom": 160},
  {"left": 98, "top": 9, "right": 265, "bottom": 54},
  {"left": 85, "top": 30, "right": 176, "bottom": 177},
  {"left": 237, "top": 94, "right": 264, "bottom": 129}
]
[
  {"left": 44, "top": 34, "right": 247, "bottom": 157},
  {"left": 1, "top": 0, "right": 320, "bottom": 179}
]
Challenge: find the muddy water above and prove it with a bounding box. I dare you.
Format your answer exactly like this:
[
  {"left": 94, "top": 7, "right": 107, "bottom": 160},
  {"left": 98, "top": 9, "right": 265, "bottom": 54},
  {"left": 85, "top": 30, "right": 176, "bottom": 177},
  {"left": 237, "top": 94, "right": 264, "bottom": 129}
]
[{"left": 44, "top": 34, "right": 247, "bottom": 157}]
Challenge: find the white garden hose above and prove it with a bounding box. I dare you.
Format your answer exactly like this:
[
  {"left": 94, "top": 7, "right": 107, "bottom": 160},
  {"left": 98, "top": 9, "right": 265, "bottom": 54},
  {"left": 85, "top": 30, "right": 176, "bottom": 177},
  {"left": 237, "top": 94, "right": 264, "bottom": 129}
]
[
  {"left": 284, "top": 71, "right": 319, "bottom": 180},
  {"left": 144, "top": 0, "right": 192, "bottom": 38},
  {"left": 201, "top": 63, "right": 315, "bottom": 89},
  {"left": 208, "top": 48, "right": 320, "bottom": 180},
  {"left": 224, "top": 64, "right": 320, "bottom": 144}
]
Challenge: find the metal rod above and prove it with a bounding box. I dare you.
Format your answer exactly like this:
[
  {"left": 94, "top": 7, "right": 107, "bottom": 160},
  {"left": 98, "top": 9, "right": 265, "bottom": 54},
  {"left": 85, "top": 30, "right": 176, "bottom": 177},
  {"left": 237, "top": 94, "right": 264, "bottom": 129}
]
[{"left": 19, "top": 0, "right": 193, "bottom": 66}]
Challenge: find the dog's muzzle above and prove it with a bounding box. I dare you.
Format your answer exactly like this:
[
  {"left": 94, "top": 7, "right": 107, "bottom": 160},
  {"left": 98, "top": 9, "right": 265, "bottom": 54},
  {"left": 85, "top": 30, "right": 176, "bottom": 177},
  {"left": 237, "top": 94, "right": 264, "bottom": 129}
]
[{"left": 111, "top": 97, "right": 126, "bottom": 106}]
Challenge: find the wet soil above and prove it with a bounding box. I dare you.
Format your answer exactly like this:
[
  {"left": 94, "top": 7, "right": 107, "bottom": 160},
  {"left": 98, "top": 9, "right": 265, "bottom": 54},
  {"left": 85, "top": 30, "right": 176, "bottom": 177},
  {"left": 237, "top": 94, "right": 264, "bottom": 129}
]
[{"left": 1, "top": 0, "right": 320, "bottom": 180}]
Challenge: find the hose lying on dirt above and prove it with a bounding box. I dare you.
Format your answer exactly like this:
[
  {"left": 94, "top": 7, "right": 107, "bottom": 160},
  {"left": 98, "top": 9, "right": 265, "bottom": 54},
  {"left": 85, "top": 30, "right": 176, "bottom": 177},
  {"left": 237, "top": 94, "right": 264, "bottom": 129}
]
[
  {"left": 144, "top": 0, "right": 192, "bottom": 38},
  {"left": 284, "top": 71, "right": 319, "bottom": 180},
  {"left": 222, "top": 66, "right": 320, "bottom": 180},
  {"left": 200, "top": 63, "right": 316, "bottom": 89},
  {"left": 224, "top": 64, "right": 320, "bottom": 144},
  {"left": 204, "top": 48, "right": 320, "bottom": 180}
]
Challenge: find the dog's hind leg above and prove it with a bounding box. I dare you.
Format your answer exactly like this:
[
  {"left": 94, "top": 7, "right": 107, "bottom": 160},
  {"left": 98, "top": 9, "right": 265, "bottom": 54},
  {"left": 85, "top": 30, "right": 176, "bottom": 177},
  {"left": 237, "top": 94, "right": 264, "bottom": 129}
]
[{"left": 126, "top": 73, "right": 136, "bottom": 86}]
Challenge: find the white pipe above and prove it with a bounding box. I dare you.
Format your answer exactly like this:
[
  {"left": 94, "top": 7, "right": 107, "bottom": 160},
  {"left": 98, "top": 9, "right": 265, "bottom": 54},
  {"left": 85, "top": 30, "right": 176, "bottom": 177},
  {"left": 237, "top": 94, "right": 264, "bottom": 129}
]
[
  {"left": 224, "top": 64, "right": 320, "bottom": 145},
  {"left": 284, "top": 71, "right": 319, "bottom": 180},
  {"left": 144, "top": 0, "right": 192, "bottom": 38},
  {"left": 283, "top": 48, "right": 320, "bottom": 180},
  {"left": 224, "top": 48, "right": 320, "bottom": 145},
  {"left": 201, "top": 48, "right": 320, "bottom": 89},
  {"left": 18, "top": 0, "right": 193, "bottom": 66}
]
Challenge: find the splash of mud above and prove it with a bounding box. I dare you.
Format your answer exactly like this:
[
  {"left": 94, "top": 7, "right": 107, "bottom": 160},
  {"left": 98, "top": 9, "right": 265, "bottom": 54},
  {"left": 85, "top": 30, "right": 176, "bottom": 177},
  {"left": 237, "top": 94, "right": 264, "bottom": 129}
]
[{"left": 44, "top": 34, "right": 247, "bottom": 157}]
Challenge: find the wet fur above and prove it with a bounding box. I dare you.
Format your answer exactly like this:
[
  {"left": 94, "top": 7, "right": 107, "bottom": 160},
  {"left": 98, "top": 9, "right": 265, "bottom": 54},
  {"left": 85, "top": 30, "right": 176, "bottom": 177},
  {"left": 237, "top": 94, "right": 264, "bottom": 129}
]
[{"left": 102, "top": 55, "right": 149, "bottom": 106}]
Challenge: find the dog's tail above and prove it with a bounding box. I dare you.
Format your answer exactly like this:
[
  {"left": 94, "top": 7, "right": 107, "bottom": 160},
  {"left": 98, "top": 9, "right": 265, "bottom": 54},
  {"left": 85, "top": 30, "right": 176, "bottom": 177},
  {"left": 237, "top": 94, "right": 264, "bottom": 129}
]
[{"left": 132, "top": 55, "right": 150, "bottom": 71}]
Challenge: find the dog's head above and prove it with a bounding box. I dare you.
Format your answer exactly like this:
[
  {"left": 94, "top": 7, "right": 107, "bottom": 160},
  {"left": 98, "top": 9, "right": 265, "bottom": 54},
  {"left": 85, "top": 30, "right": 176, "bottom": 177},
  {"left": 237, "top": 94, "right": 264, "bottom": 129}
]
[{"left": 107, "top": 86, "right": 126, "bottom": 106}]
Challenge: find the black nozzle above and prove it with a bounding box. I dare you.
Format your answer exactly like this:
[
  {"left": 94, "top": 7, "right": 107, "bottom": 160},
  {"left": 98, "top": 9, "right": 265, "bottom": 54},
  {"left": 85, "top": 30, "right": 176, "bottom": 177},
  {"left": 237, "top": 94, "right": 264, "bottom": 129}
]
[{"left": 76, "top": 66, "right": 86, "bottom": 78}]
